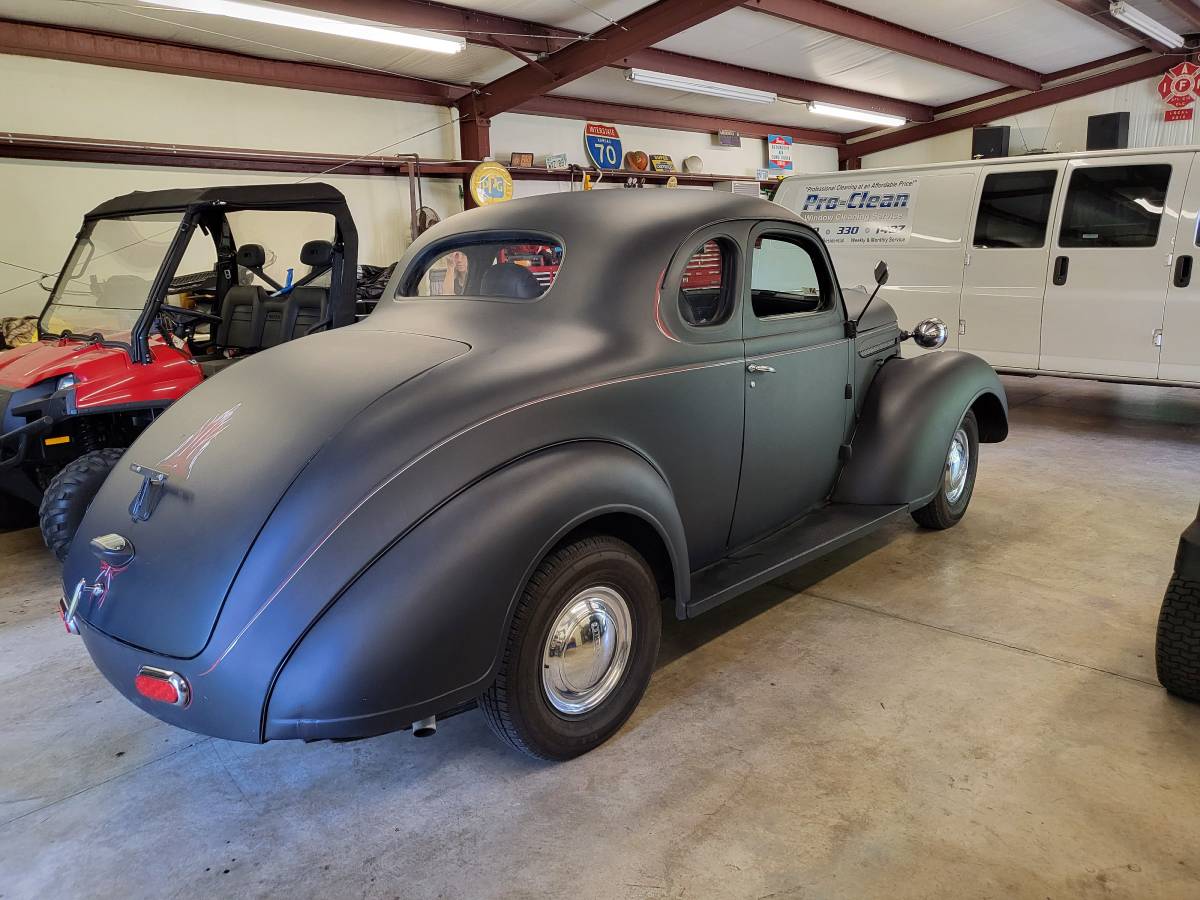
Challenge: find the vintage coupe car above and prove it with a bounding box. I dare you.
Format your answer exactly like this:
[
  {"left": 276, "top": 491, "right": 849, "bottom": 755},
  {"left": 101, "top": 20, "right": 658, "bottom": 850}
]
[{"left": 61, "top": 191, "right": 1008, "bottom": 760}]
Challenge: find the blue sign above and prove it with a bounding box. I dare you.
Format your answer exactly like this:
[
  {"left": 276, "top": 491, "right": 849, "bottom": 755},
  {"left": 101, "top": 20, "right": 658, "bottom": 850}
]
[{"left": 585, "top": 122, "right": 623, "bottom": 170}]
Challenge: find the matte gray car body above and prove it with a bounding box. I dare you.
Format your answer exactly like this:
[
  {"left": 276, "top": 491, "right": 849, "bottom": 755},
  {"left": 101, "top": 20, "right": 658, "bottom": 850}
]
[{"left": 62, "top": 190, "right": 1008, "bottom": 743}]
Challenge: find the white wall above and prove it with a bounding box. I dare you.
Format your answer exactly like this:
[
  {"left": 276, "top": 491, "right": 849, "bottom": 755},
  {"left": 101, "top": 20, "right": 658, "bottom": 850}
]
[
  {"left": 861, "top": 74, "right": 1197, "bottom": 169},
  {"left": 0, "top": 53, "right": 839, "bottom": 316}
]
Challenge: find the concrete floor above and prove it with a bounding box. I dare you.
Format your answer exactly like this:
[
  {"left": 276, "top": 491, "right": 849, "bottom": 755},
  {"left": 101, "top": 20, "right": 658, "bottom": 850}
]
[{"left": 2, "top": 374, "right": 1199, "bottom": 899}]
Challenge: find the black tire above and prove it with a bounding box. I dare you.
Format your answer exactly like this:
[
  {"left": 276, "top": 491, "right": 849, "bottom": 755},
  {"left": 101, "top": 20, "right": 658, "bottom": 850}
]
[
  {"left": 1156, "top": 576, "right": 1200, "bottom": 702},
  {"left": 38, "top": 448, "right": 126, "bottom": 562},
  {"left": 480, "top": 535, "right": 662, "bottom": 761},
  {"left": 912, "top": 409, "right": 979, "bottom": 530}
]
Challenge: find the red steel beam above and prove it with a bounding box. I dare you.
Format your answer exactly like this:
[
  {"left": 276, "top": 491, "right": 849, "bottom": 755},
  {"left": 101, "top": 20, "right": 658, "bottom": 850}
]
[
  {"left": 0, "top": 19, "right": 843, "bottom": 153},
  {"left": 518, "top": 95, "right": 841, "bottom": 144},
  {"left": 0, "top": 18, "right": 454, "bottom": 104},
  {"left": 744, "top": 0, "right": 1043, "bottom": 91},
  {"left": 462, "top": 0, "right": 747, "bottom": 119},
  {"left": 202, "top": 0, "right": 933, "bottom": 123},
  {"left": 842, "top": 53, "right": 1176, "bottom": 160}
]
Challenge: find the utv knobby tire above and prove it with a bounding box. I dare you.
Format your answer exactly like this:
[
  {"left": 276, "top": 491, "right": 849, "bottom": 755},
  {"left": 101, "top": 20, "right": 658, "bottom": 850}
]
[
  {"left": 1156, "top": 576, "right": 1200, "bottom": 702},
  {"left": 39, "top": 448, "right": 125, "bottom": 562},
  {"left": 912, "top": 409, "right": 979, "bottom": 531},
  {"left": 480, "top": 535, "right": 662, "bottom": 761}
]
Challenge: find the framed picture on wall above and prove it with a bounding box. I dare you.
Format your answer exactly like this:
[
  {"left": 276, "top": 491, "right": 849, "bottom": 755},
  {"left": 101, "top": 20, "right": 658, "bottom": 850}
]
[{"left": 510, "top": 152, "right": 534, "bottom": 168}]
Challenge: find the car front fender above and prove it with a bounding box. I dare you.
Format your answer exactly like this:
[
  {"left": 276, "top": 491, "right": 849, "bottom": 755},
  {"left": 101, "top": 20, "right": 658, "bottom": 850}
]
[
  {"left": 263, "top": 440, "right": 688, "bottom": 741},
  {"left": 834, "top": 351, "right": 1008, "bottom": 507}
]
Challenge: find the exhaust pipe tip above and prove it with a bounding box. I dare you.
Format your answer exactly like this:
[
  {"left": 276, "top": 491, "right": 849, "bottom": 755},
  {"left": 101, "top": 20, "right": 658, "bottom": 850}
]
[{"left": 412, "top": 715, "right": 437, "bottom": 738}]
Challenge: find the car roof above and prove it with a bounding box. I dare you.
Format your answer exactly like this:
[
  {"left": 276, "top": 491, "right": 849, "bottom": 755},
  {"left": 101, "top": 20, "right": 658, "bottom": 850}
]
[
  {"left": 85, "top": 182, "right": 348, "bottom": 219},
  {"left": 419, "top": 188, "right": 811, "bottom": 247}
]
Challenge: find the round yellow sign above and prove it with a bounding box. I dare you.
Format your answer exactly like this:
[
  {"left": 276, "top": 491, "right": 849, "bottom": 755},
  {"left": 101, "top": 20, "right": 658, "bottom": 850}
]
[{"left": 469, "top": 161, "right": 514, "bottom": 206}]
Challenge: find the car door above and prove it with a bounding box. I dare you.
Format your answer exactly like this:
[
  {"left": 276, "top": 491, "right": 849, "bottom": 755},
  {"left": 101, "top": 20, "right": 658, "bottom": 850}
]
[
  {"left": 1161, "top": 152, "right": 1200, "bottom": 384},
  {"left": 960, "top": 163, "right": 1064, "bottom": 370},
  {"left": 728, "top": 223, "right": 852, "bottom": 549},
  {"left": 1040, "top": 154, "right": 1183, "bottom": 379}
]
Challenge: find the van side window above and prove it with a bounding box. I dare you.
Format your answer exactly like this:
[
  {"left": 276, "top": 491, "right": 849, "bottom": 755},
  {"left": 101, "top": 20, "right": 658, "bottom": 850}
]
[
  {"left": 1059, "top": 164, "right": 1171, "bottom": 248},
  {"left": 678, "top": 239, "right": 735, "bottom": 326},
  {"left": 750, "top": 235, "right": 828, "bottom": 319},
  {"left": 973, "top": 170, "right": 1057, "bottom": 248}
]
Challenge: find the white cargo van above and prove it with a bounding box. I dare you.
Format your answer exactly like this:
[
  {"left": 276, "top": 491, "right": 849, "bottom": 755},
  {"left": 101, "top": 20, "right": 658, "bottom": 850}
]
[{"left": 774, "top": 147, "right": 1200, "bottom": 386}]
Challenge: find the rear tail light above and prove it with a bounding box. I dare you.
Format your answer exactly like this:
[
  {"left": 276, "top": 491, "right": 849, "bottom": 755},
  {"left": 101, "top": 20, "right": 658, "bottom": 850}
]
[{"left": 135, "top": 666, "right": 190, "bottom": 707}]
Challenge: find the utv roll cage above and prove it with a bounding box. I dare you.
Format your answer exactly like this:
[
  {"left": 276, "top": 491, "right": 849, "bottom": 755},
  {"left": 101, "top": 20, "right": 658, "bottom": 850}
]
[{"left": 46, "top": 183, "right": 359, "bottom": 364}]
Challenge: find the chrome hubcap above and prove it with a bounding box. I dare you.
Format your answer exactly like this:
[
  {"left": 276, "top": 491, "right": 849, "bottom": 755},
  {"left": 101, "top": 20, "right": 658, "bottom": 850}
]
[
  {"left": 944, "top": 426, "right": 969, "bottom": 504},
  {"left": 542, "top": 585, "right": 632, "bottom": 716}
]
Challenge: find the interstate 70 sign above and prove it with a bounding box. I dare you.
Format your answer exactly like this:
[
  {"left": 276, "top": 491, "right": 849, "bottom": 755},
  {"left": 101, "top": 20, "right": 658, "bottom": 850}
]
[{"left": 585, "top": 122, "right": 623, "bottom": 170}]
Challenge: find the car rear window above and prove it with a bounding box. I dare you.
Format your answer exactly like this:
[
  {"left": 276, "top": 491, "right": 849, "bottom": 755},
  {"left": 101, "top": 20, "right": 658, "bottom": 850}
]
[{"left": 403, "top": 237, "right": 563, "bottom": 301}]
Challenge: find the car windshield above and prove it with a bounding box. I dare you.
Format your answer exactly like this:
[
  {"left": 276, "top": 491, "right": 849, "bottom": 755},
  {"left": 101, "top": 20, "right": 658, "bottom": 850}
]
[
  {"left": 404, "top": 239, "right": 562, "bottom": 301},
  {"left": 40, "top": 212, "right": 184, "bottom": 340}
]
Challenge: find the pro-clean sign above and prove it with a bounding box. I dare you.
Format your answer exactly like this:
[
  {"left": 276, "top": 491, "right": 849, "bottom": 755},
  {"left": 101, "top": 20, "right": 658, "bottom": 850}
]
[{"left": 796, "top": 177, "right": 919, "bottom": 245}]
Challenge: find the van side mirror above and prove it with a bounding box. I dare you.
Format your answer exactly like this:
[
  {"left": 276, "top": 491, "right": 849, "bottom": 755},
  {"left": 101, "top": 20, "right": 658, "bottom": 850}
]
[{"left": 874, "top": 260, "right": 889, "bottom": 286}]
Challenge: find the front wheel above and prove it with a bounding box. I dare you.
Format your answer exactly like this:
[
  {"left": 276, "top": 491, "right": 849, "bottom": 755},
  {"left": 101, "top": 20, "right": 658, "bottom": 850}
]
[
  {"left": 912, "top": 409, "right": 979, "bottom": 530},
  {"left": 480, "top": 535, "right": 662, "bottom": 760},
  {"left": 39, "top": 448, "right": 126, "bottom": 561}
]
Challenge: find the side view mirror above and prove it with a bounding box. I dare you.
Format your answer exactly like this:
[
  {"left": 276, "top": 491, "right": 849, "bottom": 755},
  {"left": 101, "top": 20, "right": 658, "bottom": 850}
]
[
  {"left": 908, "top": 317, "right": 948, "bottom": 350},
  {"left": 874, "top": 260, "right": 889, "bottom": 286}
]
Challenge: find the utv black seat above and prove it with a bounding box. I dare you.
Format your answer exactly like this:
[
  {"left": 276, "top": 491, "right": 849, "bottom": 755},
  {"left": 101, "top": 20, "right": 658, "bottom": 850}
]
[
  {"left": 201, "top": 244, "right": 269, "bottom": 377},
  {"left": 259, "top": 240, "right": 333, "bottom": 347}
]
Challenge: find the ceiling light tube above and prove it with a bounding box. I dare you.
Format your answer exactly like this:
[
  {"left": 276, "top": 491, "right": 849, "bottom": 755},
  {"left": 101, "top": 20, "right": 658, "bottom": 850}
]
[
  {"left": 141, "top": 0, "right": 466, "bottom": 54},
  {"left": 626, "top": 69, "right": 777, "bottom": 104},
  {"left": 1109, "top": 2, "right": 1185, "bottom": 49},
  {"left": 807, "top": 101, "right": 905, "bottom": 127}
]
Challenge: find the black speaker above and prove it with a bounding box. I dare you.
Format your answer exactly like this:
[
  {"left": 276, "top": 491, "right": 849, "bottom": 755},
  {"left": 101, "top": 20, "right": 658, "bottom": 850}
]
[
  {"left": 1087, "top": 111, "right": 1129, "bottom": 150},
  {"left": 972, "top": 125, "right": 1010, "bottom": 159}
]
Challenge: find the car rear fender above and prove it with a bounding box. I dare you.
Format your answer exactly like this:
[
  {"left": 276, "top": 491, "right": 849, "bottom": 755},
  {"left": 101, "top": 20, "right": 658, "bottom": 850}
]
[
  {"left": 833, "top": 351, "right": 1009, "bottom": 507},
  {"left": 263, "top": 440, "right": 688, "bottom": 741}
]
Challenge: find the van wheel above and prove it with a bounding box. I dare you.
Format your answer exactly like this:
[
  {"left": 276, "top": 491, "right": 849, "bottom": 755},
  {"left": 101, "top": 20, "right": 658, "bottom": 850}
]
[
  {"left": 480, "top": 535, "right": 662, "bottom": 761},
  {"left": 39, "top": 448, "right": 125, "bottom": 562},
  {"left": 912, "top": 410, "right": 979, "bottom": 530},
  {"left": 1157, "top": 577, "right": 1200, "bottom": 702}
]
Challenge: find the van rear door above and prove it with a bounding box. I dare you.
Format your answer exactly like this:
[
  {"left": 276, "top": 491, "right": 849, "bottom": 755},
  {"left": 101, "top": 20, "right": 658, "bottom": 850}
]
[
  {"left": 960, "top": 161, "right": 1065, "bottom": 370},
  {"left": 1040, "top": 153, "right": 1184, "bottom": 379},
  {"left": 1161, "top": 153, "right": 1200, "bottom": 384}
]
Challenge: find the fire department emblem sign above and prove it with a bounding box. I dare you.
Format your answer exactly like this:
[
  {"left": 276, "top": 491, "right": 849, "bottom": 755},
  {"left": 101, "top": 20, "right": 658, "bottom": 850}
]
[{"left": 1159, "top": 61, "right": 1200, "bottom": 109}]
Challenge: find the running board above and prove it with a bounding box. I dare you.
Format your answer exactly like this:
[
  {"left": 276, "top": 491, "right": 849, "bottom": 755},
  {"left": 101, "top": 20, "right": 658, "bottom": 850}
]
[{"left": 686, "top": 504, "right": 909, "bottom": 618}]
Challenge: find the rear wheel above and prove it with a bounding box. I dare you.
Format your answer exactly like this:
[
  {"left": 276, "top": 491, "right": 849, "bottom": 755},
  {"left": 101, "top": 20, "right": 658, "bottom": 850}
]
[
  {"left": 1156, "top": 577, "right": 1200, "bottom": 702},
  {"left": 912, "top": 410, "right": 979, "bottom": 530},
  {"left": 39, "top": 448, "right": 126, "bottom": 561},
  {"left": 480, "top": 535, "right": 662, "bottom": 760}
]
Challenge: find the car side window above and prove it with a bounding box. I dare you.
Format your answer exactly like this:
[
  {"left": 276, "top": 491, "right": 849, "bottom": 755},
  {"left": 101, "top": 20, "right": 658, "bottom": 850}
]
[
  {"left": 1059, "top": 164, "right": 1171, "bottom": 248},
  {"left": 678, "top": 238, "right": 735, "bottom": 326},
  {"left": 973, "top": 170, "right": 1057, "bottom": 249},
  {"left": 750, "top": 235, "right": 828, "bottom": 319}
]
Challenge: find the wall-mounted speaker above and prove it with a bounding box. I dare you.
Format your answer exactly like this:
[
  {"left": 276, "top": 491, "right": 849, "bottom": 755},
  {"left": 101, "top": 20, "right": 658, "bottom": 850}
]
[
  {"left": 1087, "top": 112, "right": 1129, "bottom": 151},
  {"left": 972, "top": 125, "right": 1010, "bottom": 159}
]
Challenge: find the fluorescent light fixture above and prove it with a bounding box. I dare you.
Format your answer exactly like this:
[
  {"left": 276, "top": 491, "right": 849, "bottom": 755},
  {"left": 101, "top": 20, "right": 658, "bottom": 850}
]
[
  {"left": 141, "top": 0, "right": 465, "bottom": 54},
  {"left": 807, "top": 101, "right": 905, "bottom": 128},
  {"left": 1109, "top": 1, "right": 1184, "bottom": 49},
  {"left": 626, "top": 69, "right": 777, "bottom": 104}
]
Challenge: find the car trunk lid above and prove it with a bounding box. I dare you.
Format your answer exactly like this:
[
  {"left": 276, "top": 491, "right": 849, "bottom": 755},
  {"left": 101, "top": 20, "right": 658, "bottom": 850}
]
[{"left": 65, "top": 328, "right": 468, "bottom": 658}]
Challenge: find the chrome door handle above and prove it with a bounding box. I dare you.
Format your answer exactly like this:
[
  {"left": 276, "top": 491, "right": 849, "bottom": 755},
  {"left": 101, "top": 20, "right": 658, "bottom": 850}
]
[{"left": 746, "top": 363, "right": 776, "bottom": 374}]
